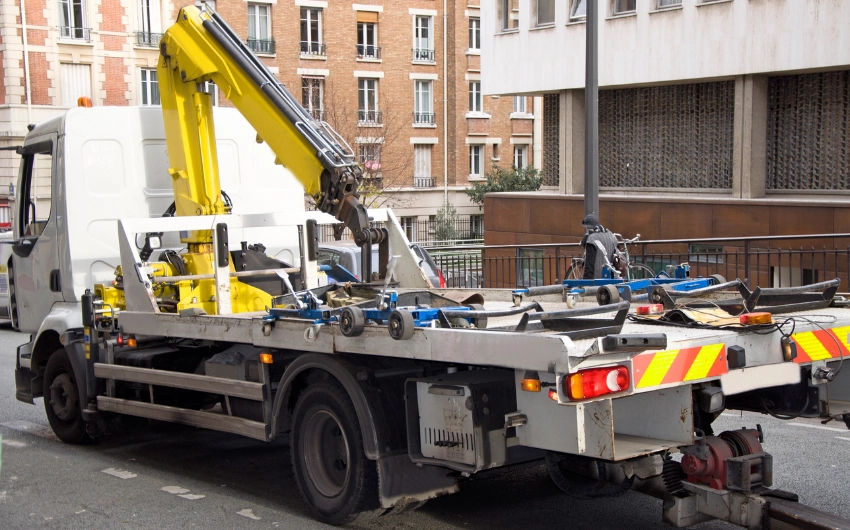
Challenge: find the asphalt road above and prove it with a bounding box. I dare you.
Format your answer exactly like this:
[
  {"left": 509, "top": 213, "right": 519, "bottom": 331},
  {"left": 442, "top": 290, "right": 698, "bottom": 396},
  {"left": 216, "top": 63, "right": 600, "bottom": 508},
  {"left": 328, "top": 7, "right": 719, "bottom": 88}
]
[{"left": 1, "top": 322, "right": 849, "bottom": 530}]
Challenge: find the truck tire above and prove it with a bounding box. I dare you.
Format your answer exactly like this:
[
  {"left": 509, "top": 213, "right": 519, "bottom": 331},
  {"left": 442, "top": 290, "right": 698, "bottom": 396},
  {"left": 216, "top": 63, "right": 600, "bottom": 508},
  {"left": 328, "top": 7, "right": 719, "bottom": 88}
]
[
  {"left": 43, "top": 348, "right": 91, "bottom": 444},
  {"left": 291, "top": 380, "right": 380, "bottom": 525}
]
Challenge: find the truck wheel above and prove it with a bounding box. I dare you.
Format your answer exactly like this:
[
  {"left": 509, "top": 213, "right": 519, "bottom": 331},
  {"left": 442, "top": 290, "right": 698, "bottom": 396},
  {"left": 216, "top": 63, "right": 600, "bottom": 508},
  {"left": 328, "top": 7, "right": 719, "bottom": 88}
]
[
  {"left": 43, "top": 348, "right": 91, "bottom": 444},
  {"left": 388, "top": 310, "right": 414, "bottom": 340},
  {"left": 291, "top": 380, "right": 380, "bottom": 525},
  {"left": 545, "top": 452, "right": 633, "bottom": 500},
  {"left": 339, "top": 306, "right": 365, "bottom": 337},
  {"left": 596, "top": 285, "right": 620, "bottom": 306}
]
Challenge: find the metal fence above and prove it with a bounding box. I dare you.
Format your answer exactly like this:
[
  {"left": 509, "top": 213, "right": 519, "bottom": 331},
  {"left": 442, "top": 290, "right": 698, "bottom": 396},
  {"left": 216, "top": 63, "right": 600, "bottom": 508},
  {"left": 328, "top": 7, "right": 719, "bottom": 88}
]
[
  {"left": 317, "top": 217, "right": 484, "bottom": 246},
  {"left": 424, "top": 233, "right": 850, "bottom": 291}
]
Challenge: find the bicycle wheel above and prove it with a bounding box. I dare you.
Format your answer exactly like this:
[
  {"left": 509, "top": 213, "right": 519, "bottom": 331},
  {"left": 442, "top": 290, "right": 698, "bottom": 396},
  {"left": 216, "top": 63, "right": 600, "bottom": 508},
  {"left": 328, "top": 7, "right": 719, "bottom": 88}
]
[
  {"left": 628, "top": 264, "right": 656, "bottom": 280},
  {"left": 565, "top": 259, "right": 585, "bottom": 280}
]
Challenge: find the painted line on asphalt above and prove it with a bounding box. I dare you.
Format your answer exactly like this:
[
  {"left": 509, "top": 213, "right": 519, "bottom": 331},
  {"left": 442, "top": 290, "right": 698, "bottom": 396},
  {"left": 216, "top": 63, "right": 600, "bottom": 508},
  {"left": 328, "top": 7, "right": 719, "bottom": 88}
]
[
  {"left": 2, "top": 439, "right": 27, "bottom": 448},
  {"left": 237, "top": 508, "right": 261, "bottom": 520},
  {"left": 788, "top": 422, "right": 846, "bottom": 433},
  {"left": 836, "top": 436, "right": 850, "bottom": 442},
  {"left": 161, "top": 486, "right": 190, "bottom": 495},
  {"left": 178, "top": 494, "right": 206, "bottom": 500},
  {"left": 101, "top": 468, "right": 137, "bottom": 479},
  {"left": 0, "top": 420, "right": 57, "bottom": 440}
]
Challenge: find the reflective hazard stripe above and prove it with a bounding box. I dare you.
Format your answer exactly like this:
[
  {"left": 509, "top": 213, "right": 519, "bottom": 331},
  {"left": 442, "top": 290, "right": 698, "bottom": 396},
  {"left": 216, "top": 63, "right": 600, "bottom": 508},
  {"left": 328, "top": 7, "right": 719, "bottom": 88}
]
[
  {"left": 792, "top": 326, "right": 850, "bottom": 364},
  {"left": 633, "top": 344, "right": 727, "bottom": 389}
]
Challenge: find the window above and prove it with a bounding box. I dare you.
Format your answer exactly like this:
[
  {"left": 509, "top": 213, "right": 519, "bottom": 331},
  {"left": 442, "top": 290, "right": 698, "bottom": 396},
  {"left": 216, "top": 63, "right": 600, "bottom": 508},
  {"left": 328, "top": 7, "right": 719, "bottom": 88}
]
[
  {"left": 570, "top": 0, "right": 586, "bottom": 20},
  {"left": 19, "top": 148, "right": 54, "bottom": 237},
  {"left": 358, "top": 79, "right": 380, "bottom": 124},
  {"left": 140, "top": 68, "right": 160, "bottom": 106},
  {"left": 513, "top": 96, "right": 526, "bottom": 113},
  {"left": 136, "top": 0, "right": 161, "bottom": 47},
  {"left": 470, "top": 215, "right": 483, "bottom": 238},
  {"left": 302, "top": 77, "right": 324, "bottom": 120},
  {"left": 414, "top": 80, "right": 434, "bottom": 125},
  {"left": 413, "top": 16, "right": 434, "bottom": 62},
  {"left": 413, "top": 145, "right": 433, "bottom": 187},
  {"left": 501, "top": 0, "right": 519, "bottom": 30},
  {"left": 537, "top": 0, "right": 555, "bottom": 26},
  {"left": 357, "top": 12, "right": 379, "bottom": 59},
  {"left": 614, "top": 0, "right": 636, "bottom": 14},
  {"left": 400, "top": 217, "right": 417, "bottom": 242},
  {"left": 248, "top": 4, "right": 274, "bottom": 54},
  {"left": 514, "top": 145, "right": 528, "bottom": 170},
  {"left": 301, "top": 7, "right": 324, "bottom": 55},
  {"left": 59, "top": 63, "right": 91, "bottom": 107},
  {"left": 358, "top": 144, "right": 381, "bottom": 178},
  {"left": 469, "top": 82, "right": 482, "bottom": 113},
  {"left": 59, "top": 0, "right": 88, "bottom": 40},
  {"left": 658, "top": 0, "right": 682, "bottom": 7},
  {"left": 469, "top": 145, "right": 483, "bottom": 178},
  {"left": 468, "top": 18, "right": 480, "bottom": 50}
]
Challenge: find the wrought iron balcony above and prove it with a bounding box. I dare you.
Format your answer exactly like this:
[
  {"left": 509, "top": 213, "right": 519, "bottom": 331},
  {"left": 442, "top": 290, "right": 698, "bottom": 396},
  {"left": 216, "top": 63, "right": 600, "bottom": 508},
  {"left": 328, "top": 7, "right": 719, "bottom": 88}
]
[
  {"left": 135, "top": 31, "right": 162, "bottom": 47},
  {"left": 356, "top": 45, "right": 381, "bottom": 59},
  {"left": 59, "top": 26, "right": 91, "bottom": 42},
  {"left": 414, "top": 176, "right": 436, "bottom": 188},
  {"left": 413, "top": 112, "right": 435, "bottom": 125},
  {"left": 358, "top": 110, "right": 382, "bottom": 125},
  {"left": 412, "top": 48, "right": 435, "bottom": 62},
  {"left": 300, "top": 42, "right": 326, "bottom": 56},
  {"left": 248, "top": 39, "right": 275, "bottom": 54}
]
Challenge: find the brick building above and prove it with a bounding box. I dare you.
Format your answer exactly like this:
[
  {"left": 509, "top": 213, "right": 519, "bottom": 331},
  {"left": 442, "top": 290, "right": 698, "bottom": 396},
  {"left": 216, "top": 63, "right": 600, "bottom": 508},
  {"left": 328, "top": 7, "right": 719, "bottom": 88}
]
[{"left": 0, "top": 0, "right": 540, "bottom": 238}]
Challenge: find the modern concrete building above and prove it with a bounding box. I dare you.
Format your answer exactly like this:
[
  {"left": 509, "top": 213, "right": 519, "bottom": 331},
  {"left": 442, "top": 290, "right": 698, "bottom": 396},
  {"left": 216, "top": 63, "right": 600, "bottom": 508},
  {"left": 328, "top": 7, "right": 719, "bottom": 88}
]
[
  {"left": 0, "top": 0, "right": 541, "bottom": 238},
  {"left": 480, "top": 0, "right": 850, "bottom": 246}
]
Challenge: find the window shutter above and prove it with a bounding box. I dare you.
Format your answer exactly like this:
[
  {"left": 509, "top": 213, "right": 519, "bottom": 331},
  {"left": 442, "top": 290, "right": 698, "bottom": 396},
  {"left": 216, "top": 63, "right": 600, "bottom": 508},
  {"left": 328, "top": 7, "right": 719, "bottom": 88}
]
[{"left": 356, "top": 11, "right": 378, "bottom": 23}]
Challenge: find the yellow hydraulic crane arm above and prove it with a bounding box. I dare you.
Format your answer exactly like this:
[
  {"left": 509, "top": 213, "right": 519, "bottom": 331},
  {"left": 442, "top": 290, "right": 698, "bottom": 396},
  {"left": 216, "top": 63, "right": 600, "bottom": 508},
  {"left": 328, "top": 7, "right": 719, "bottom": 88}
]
[{"left": 157, "top": 5, "right": 374, "bottom": 246}]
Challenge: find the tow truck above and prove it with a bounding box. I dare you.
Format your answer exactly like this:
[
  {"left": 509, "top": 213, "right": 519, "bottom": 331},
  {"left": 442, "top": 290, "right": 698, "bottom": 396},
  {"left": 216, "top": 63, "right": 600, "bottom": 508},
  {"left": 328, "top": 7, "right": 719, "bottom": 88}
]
[{"left": 9, "top": 6, "right": 850, "bottom": 528}]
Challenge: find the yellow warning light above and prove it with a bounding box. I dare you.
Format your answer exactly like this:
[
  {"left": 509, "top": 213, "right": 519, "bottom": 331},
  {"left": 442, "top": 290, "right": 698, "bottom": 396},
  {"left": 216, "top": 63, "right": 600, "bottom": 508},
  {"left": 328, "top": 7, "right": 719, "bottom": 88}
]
[
  {"left": 127, "top": 337, "right": 138, "bottom": 347},
  {"left": 739, "top": 312, "right": 773, "bottom": 325},
  {"left": 521, "top": 378, "right": 542, "bottom": 392},
  {"left": 259, "top": 353, "right": 274, "bottom": 364}
]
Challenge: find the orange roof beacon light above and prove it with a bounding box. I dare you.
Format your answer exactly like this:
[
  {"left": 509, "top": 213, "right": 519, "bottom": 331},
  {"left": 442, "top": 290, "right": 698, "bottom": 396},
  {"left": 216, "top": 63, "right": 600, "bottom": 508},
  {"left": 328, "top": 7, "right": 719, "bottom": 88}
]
[{"left": 77, "top": 96, "right": 93, "bottom": 107}]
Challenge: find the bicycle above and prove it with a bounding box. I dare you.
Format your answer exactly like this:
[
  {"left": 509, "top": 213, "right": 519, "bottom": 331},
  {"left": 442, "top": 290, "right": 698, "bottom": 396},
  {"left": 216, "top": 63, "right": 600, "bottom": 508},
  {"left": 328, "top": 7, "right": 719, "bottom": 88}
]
[{"left": 564, "top": 233, "right": 656, "bottom": 281}]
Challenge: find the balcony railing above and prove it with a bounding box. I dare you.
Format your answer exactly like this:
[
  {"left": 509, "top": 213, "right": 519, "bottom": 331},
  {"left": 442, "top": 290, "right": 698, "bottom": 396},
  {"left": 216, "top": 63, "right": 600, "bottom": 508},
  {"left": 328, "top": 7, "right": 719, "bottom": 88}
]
[
  {"left": 135, "top": 31, "right": 162, "bottom": 47},
  {"left": 414, "top": 176, "right": 436, "bottom": 188},
  {"left": 412, "top": 48, "right": 435, "bottom": 62},
  {"left": 413, "top": 112, "right": 435, "bottom": 125},
  {"left": 59, "top": 26, "right": 91, "bottom": 42},
  {"left": 301, "top": 42, "right": 326, "bottom": 56},
  {"left": 248, "top": 38, "right": 275, "bottom": 54},
  {"left": 358, "top": 110, "right": 382, "bottom": 125},
  {"left": 356, "top": 45, "right": 381, "bottom": 59}
]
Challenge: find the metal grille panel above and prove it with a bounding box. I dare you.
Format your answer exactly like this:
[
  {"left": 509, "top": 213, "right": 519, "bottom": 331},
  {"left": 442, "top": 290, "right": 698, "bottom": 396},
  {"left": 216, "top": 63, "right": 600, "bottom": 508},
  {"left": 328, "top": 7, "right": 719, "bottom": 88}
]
[
  {"left": 542, "top": 93, "right": 560, "bottom": 187},
  {"left": 767, "top": 71, "right": 850, "bottom": 190},
  {"left": 599, "top": 82, "right": 734, "bottom": 189}
]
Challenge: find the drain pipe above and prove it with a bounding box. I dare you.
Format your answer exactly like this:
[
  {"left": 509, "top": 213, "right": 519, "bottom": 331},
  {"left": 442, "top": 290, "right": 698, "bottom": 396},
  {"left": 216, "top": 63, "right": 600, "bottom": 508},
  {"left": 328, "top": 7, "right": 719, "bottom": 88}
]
[
  {"left": 21, "top": 0, "right": 32, "bottom": 125},
  {"left": 442, "top": 0, "right": 448, "bottom": 205}
]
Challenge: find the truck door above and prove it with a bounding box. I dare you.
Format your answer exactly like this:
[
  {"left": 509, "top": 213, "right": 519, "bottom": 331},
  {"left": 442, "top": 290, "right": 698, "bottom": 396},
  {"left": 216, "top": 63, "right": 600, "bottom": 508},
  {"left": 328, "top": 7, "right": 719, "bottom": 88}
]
[{"left": 11, "top": 137, "right": 63, "bottom": 333}]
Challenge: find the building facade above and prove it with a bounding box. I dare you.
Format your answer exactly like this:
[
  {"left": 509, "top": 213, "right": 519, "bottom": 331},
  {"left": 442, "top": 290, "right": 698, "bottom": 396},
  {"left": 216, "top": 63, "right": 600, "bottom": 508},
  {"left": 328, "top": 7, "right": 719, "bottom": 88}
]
[
  {"left": 0, "top": 0, "right": 540, "bottom": 238},
  {"left": 480, "top": 0, "right": 850, "bottom": 246}
]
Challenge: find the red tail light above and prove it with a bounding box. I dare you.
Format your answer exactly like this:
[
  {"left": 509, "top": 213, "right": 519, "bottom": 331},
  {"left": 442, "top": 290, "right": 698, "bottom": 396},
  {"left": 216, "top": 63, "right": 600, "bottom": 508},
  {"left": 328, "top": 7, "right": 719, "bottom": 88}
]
[
  {"left": 566, "top": 366, "right": 630, "bottom": 401},
  {"left": 437, "top": 268, "right": 446, "bottom": 288}
]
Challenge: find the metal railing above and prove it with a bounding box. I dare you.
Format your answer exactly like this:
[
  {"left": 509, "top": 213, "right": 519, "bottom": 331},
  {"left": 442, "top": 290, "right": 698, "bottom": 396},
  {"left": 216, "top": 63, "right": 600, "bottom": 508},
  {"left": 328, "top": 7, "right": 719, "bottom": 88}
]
[
  {"left": 356, "top": 45, "right": 381, "bottom": 59},
  {"left": 301, "top": 42, "right": 326, "bottom": 56},
  {"left": 412, "top": 48, "right": 435, "bottom": 62},
  {"left": 317, "top": 217, "right": 484, "bottom": 246},
  {"left": 248, "top": 38, "right": 275, "bottom": 54},
  {"left": 59, "top": 26, "right": 91, "bottom": 41},
  {"left": 135, "top": 31, "right": 162, "bottom": 47},
  {"left": 357, "top": 110, "right": 382, "bottom": 124},
  {"left": 413, "top": 176, "right": 436, "bottom": 188},
  {"left": 413, "top": 112, "right": 436, "bottom": 125},
  {"left": 422, "top": 233, "right": 850, "bottom": 290}
]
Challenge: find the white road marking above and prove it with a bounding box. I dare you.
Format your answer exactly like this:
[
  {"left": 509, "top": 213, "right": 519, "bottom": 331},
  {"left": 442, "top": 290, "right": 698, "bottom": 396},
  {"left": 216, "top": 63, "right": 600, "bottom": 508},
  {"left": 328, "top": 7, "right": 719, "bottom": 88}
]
[
  {"left": 75, "top": 509, "right": 86, "bottom": 514},
  {"left": 0, "top": 420, "right": 57, "bottom": 439},
  {"left": 161, "top": 486, "right": 191, "bottom": 495},
  {"left": 178, "top": 494, "right": 205, "bottom": 500},
  {"left": 836, "top": 436, "right": 850, "bottom": 442},
  {"left": 720, "top": 413, "right": 741, "bottom": 417},
  {"left": 101, "top": 468, "right": 137, "bottom": 479},
  {"left": 237, "top": 508, "right": 261, "bottom": 520},
  {"left": 2, "top": 440, "right": 26, "bottom": 448},
  {"left": 788, "top": 422, "right": 846, "bottom": 433}
]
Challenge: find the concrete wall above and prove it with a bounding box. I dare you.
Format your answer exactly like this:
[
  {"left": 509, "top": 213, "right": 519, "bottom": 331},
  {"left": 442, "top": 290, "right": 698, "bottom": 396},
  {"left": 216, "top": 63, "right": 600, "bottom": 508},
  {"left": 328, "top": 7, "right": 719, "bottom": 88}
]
[{"left": 482, "top": 0, "right": 850, "bottom": 96}]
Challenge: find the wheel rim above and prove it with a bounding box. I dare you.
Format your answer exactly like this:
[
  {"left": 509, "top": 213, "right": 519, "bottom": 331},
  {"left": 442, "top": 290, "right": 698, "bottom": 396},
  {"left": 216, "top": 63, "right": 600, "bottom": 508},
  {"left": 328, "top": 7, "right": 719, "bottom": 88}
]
[
  {"left": 302, "top": 409, "right": 351, "bottom": 498},
  {"left": 389, "top": 314, "right": 402, "bottom": 338},
  {"left": 340, "top": 310, "right": 354, "bottom": 335},
  {"left": 49, "top": 372, "right": 78, "bottom": 422}
]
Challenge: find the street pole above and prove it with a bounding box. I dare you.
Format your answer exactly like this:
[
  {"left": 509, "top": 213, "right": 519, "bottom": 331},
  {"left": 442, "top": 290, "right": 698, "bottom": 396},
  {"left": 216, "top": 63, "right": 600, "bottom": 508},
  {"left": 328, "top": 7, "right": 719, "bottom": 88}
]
[{"left": 584, "top": 0, "right": 599, "bottom": 218}]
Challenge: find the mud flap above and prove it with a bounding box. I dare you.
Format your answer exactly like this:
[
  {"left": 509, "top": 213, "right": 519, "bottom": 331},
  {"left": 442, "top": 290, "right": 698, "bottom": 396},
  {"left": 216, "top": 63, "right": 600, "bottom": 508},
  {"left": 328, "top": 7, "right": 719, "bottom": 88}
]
[{"left": 377, "top": 454, "right": 458, "bottom": 510}]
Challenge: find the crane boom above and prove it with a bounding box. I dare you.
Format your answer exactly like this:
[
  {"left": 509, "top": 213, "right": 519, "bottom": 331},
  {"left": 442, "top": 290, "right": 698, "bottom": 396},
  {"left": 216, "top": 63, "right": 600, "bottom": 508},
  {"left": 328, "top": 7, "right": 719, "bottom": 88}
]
[{"left": 157, "top": 5, "right": 371, "bottom": 246}]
